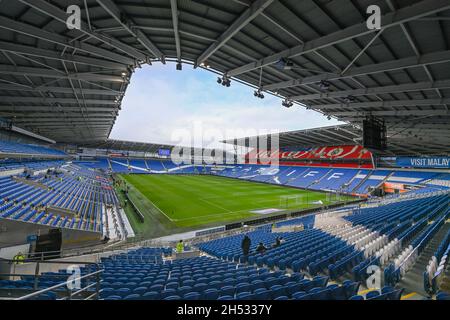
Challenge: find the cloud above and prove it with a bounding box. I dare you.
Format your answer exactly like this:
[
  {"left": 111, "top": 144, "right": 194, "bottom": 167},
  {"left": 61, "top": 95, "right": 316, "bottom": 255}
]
[{"left": 110, "top": 63, "right": 342, "bottom": 148}]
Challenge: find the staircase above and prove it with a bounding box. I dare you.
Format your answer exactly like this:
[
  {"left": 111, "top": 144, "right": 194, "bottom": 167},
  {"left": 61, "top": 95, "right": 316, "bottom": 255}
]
[
  {"left": 107, "top": 158, "right": 113, "bottom": 171},
  {"left": 379, "top": 171, "right": 395, "bottom": 186},
  {"left": 307, "top": 168, "right": 333, "bottom": 189},
  {"left": 398, "top": 221, "right": 450, "bottom": 297},
  {"left": 343, "top": 169, "right": 362, "bottom": 193},
  {"left": 350, "top": 170, "right": 373, "bottom": 194}
]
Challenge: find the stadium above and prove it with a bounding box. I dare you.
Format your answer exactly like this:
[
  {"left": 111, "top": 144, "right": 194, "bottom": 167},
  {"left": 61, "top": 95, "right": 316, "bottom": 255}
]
[{"left": 0, "top": 0, "right": 449, "bottom": 305}]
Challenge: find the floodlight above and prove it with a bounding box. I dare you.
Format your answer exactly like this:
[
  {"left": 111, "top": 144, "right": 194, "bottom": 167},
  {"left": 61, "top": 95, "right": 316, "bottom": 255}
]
[{"left": 318, "top": 80, "right": 331, "bottom": 90}]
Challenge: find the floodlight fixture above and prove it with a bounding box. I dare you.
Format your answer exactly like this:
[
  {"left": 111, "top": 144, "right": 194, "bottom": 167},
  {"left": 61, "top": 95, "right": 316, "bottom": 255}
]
[
  {"left": 282, "top": 99, "right": 294, "bottom": 108},
  {"left": 318, "top": 80, "right": 331, "bottom": 90}
]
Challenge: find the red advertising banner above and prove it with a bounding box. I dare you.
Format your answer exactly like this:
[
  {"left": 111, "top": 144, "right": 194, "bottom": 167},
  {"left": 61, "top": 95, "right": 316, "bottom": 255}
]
[{"left": 247, "top": 145, "right": 372, "bottom": 161}]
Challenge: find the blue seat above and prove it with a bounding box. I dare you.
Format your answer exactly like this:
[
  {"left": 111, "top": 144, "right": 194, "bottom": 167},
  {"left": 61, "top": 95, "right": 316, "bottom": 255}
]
[
  {"left": 236, "top": 292, "right": 253, "bottom": 300},
  {"left": 165, "top": 282, "right": 179, "bottom": 290},
  {"left": 253, "top": 288, "right": 271, "bottom": 300},
  {"left": 153, "top": 279, "right": 166, "bottom": 286},
  {"left": 222, "top": 278, "right": 236, "bottom": 287},
  {"left": 292, "top": 291, "right": 307, "bottom": 300},
  {"left": 274, "top": 296, "right": 289, "bottom": 300},
  {"left": 368, "top": 293, "right": 388, "bottom": 300},
  {"left": 264, "top": 277, "right": 279, "bottom": 289},
  {"left": 309, "top": 287, "right": 329, "bottom": 300},
  {"left": 132, "top": 287, "right": 147, "bottom": 295},
  {"left": 142, "top": 291, "right": 160, "bottom": 300},
  {"left": 312, "top": 275, "right": 329, "bottom": 288},
  {"left": 436, "top": 292, "right": 450, "bottom": 300},
  {"left": 250, "top": 280, "right": 265, "bottom": 291},
  {"left": 290, "top": 273, "right": 304, "bottom": 282},
  {"left": 285, "top": 282, "right": 302, "bottom": 297},
  {"left": 381, "top": 286, "right": 394, "bottom": 294},
  {"left": 366, "top": 290, "right": 380, "bottom": 299},
  {"left": 203, "top": 289, "right": 219, "bottom": 300},
  {"left": 177, "top": 286, "right": 192, "bottom": 296},
  {"left": 329, "top": 285, "right": 347, "bottom": 300},
  {"left": 183, "top": 292, "right": 201, "bottom": 300},
  {"left": 277, "top": 275, "right": 291, "bottom": 285},
  {"left": 164, "top": 295, "right": 181, "bottom": 300},
  {"left": 162, "top": 288, "right": 179, "bottom": 299},
  {"left": 123, "top": 282, "right": 138, "bottom": 289},
  {"left": 104, "top": 295, "right": 122, "bottom": 300},
  {"left": 236, "top": 282, "right": 251, "bottom": 294},
  {"left": 218, "top": 295, "right": 234, "bottom": 300},
  {"left": 36, "top": 292, "right": 56, "bottom": 300},
  {"left": 116, "top": 288, "right": 131, "bottom": 298},
  {"left": 349, "top": 295, "right": 364, "bottom": 300},
  {"left": 220, "top": 285, "right": 235, "bottom": 296},
  {"left": 208, "top": 280, "right": 222, "bottom": 290},
  {"left": 387, "top": 288, "right": 404, "bottom": 300},
  {"left": 140, "top": 281, "right": 152, "bottom": 288},
  {"left": 149, "top": 284, "right": 164, "bottom": 292},
  {"left": 111, "top": 282, "right": 124, "bottom": 288},
  {"left": 124, "top": 294, "right": 141, "bottom": 300},
  {"left": 343, "top": 282, "right": 360, "bottom": 299},
  {"left": 298, "top": 279, "right": 314, "bottom": 292},
  {"left": 100, "top": 287, "right": 114, "bottom": 298},
  {"left": 192, "top": 283, "right": 207, "bottom": 293},
  {"left": 183, "top": 279, "right": 195, "bottom": 287},
  {"left": 270, "top": 285, "right": 287, "bottom": 298}
]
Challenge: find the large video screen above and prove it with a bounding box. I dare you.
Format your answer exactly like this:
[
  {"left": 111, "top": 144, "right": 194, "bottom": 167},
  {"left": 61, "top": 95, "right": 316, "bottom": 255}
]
[{"left": 158, "top": 149, "right": 171, "bottom": 157}]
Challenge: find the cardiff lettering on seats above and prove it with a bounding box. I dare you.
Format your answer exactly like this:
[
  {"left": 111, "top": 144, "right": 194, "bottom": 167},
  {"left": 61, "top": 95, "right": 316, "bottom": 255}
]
[{"left": 327, "top": 172, "right": 344, "bottom": 180}]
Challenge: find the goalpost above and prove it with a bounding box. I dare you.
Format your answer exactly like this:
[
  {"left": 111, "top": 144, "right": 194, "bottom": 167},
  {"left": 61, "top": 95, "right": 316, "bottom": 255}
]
[
  {"left": 279, "top": 195, "right": 302, "bottom": 209},
  {"left": 326, "top": 190, "right": 344, "bottom": 203}
]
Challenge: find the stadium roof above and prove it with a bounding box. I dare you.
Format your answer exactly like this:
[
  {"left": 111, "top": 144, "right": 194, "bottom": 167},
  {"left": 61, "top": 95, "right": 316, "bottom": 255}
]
[
  {"left": 0, "top": 0, "right": 449, "bottom": 154},
  {"left": 224, "top": 124, "right": 449, "bottom": 156},
  {"left": 80, "top": 138, "right": 228, "bottom": 156},
  {"left": 80, "top": 139, "right": 178, "bottom": 153}
]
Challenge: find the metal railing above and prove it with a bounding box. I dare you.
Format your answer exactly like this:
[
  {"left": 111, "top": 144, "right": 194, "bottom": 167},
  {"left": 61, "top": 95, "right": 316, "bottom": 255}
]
[
  {"left": 0, "top": 258, "right": 103, "bottom": 300},
  {"left": 390, "top": 205, "right": 450, "bottom": 284}
]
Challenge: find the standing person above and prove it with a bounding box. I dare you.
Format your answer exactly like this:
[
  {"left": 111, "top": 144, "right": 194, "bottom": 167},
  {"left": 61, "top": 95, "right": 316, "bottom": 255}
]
[
  {"left": 241, "top": 235, "right": 251, "bottom": 256},
  {"left": 13, "top": 252, "right": 25, "bottom": 264},
  {"left": 176, "top": 240, "right": 184, "bottom": 253}
]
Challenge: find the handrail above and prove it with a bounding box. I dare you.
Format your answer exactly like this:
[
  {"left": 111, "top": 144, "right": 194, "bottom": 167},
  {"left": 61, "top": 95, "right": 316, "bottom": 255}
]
[
  {"left": 0, "top": 257, "right": 102, "bottom": 300},
  {"left": 14, "top": 269, "right": 103, "bottom": 300},
  {"left": 0, "top": 257, "right": 100, "bottom": 265},
  {"left": 394, "top": 210, "right": 449, "bottom": 277}
]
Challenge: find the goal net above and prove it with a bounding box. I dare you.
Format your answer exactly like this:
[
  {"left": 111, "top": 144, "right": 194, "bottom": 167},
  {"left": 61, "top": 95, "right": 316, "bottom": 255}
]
[
  {"left": 326, "top": 191, "right": 344, "bottom": 203},
  {"left": 279, "top": 195, "right": 302, "bottom": 209}
]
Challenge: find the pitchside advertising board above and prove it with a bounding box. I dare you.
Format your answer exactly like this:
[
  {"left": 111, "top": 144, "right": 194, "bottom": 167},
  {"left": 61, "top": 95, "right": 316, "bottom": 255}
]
[{"left": 396, "top": 157, "right": 450, "bottom": 169}]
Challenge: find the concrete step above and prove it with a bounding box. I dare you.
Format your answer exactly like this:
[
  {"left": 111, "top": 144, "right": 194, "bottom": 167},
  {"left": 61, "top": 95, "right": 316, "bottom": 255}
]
[{"left": 398, "top": 222, "right": 450, "bottom": 296}]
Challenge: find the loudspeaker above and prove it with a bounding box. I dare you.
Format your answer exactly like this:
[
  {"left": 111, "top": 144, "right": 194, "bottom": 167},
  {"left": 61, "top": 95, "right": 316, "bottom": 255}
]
[{"left": 363, "top": 117, "right": 387, "bottom": 151}]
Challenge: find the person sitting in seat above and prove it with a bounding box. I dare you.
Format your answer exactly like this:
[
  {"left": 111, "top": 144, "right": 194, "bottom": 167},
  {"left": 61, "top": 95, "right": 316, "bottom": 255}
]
[
  {"left": 272, "top": 236, "right": 284, "bottom": 248},
  {"left": 256, "top": 242, "right": 267, "bottom": 254}
]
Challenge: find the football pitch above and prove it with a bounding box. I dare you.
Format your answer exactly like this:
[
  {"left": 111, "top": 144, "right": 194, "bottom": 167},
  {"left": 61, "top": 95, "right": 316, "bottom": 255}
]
[{"left": 116, "top": 174, "right": 352, "bottom": 237}]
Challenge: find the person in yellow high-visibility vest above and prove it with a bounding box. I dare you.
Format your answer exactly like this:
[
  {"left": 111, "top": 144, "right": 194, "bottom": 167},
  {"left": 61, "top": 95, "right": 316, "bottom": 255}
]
[
  {"left": 176, "top": 240, "right": 184, "bottom": 254},
  {"left": 13, "top": 252, "right": 25, "bottom": 265}
]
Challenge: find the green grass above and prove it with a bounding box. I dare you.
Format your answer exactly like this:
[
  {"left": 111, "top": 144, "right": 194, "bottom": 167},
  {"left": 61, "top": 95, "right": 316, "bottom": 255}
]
[{"left": 115, "top": 174, "right": 353, "bottom": 239}]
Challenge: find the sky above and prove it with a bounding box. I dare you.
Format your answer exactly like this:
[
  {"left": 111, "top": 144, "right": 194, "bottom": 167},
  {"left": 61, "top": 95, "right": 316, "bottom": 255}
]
[{"left": 110, "top": 62, "right": 342, "bottom": 149}]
